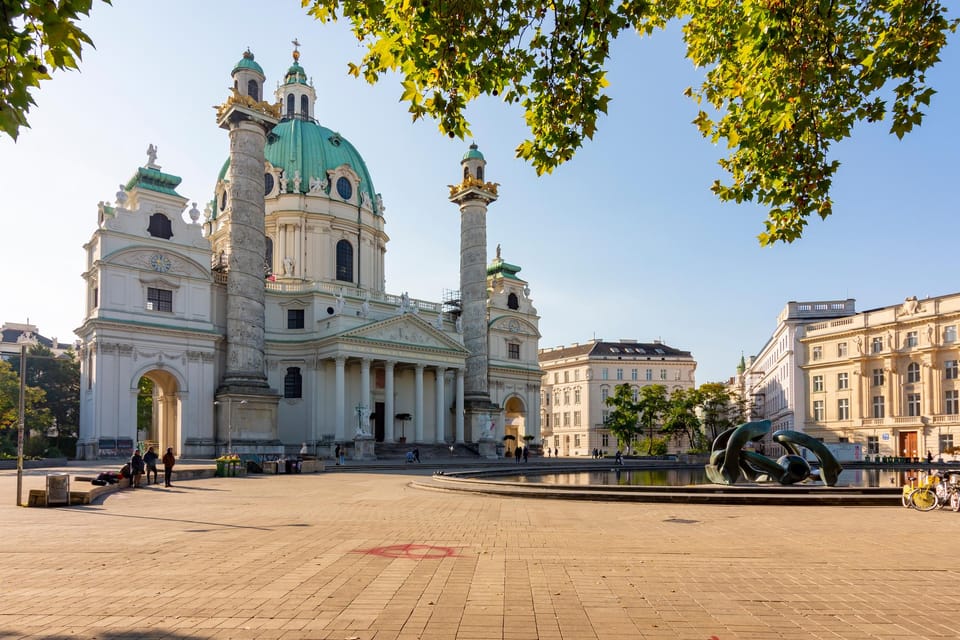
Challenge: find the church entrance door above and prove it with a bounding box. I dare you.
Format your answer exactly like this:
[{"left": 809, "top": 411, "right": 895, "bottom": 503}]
[
  {"left": 374, "top": 402, "right": 385, "bottom": 442},
  {"left": 136, "top": 370, "right": 181, "bottom": 456}
]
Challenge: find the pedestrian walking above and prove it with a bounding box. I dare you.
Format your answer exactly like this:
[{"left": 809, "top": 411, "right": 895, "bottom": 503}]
[
  {"left": 130, "top": 450, "right": 145, "bottom": 488},
  {"left": 339, "top": 444, "right": 346, "bottom": 465},
  {"left": 161, "top": 447, "right": 176, "bottom": 487},
  {"left": 413, "top": 447, "right": 421, "bottom": 463},
  {"left": 522, "top": 446, "right": 529, "bottom": 463},
  {"left": 515, "top": 446, "right": 522, "bottom": 463},
  {"left": 553, "top": 447, "right": 558, "bottom": 457},
  {"left": 335, "top": 444, "right": 342, "bottom": 465},
  {"left": 143, "top": 446, "right": 159, "bottom": 484}
]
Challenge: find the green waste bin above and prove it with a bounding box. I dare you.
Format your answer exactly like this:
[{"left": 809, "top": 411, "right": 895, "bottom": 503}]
[{"left": 216, "top": 460, "right": 226, "bottom": 477}]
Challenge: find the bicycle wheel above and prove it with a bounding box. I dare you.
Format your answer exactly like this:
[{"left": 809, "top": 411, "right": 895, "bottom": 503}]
[
  {"left": 911, "top": 488, "right": 939, "bottom": 512},
  {"left": 902, "top": 488, "right": 914, "bottom": 508},
  {"left": 951, "top": 492, "right": 960, "bottom": 512}
]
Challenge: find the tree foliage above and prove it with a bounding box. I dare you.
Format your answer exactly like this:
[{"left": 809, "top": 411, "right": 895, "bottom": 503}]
[
  {"left": 697, "top": 382, "right": 746, "bottom": 443},
  {"left": 0, "top": 358, "right": 52, "bottom": 455},
  {"left": 635, "top": 384, "right": 669, "bottom": 454},
  {"left": 604, "top": 383, "right": 638, "bottom": 449},
  {"left": 20, "top": 344, "right": 80, "bottom": 446},
  {"left": 662, "top": 387, "right": 705, "bottom": 452},
  {"left": 304, "top": 0, "right": 956, "bottom": 244},
  {"left": 1, "top": 0, "right": 110, "bottom": 139}
]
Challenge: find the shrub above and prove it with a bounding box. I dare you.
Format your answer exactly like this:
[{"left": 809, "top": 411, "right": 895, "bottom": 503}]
[
  {"left": 636, "top": 436, "right": 668, "bottom": 456},
  {"left": 23, "top": 434, "right": 49, "bottom": 458}
]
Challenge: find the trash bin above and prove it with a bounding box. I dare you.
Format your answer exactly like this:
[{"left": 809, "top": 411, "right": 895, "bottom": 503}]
[
  {"left": 46, "top": 473, "right": 70, "bottom": 506},
  {"left": 216, "top": 460, "right": 226, "bottom": 477},
  {"left": 277, "top": 458, "right": 286, "bottom": 474},
  {"left": 285, "top": 459, "right": 294, "bottom": 474}
]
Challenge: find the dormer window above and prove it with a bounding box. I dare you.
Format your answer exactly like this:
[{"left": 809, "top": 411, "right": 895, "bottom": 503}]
[
  {"left": 147, "top": 213, "right": 173, "bottom": 239},
  {"left": 336, "top": 176, "right": 353, "bottom": 201},
  {"left": 247, "top": 79, "right": 259, "bottom": 101}
]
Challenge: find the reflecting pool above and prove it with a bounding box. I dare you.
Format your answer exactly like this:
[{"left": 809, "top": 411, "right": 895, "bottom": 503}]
[{"left": 493, "top": 467, "right": 944, "bottom": 488}]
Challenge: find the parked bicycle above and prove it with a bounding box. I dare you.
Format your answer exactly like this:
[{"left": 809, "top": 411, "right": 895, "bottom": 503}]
[
  {"left": 901, "top": 472, "right": 941, "bottom": 511},
  {"left": 935, "top": 472, "right": 960, "bottom": 512}
]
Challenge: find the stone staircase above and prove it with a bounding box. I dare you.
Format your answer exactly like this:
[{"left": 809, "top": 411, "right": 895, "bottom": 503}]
[{"left": 373, "top": 442, "right": 481, "bottom": 461}]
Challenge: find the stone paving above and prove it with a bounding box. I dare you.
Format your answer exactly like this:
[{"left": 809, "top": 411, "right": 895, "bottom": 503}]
[{"left": 2, "top": 464, "right": 960, "bottom": 639}]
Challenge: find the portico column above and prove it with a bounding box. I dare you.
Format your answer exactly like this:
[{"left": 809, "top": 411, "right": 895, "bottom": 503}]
[
  {"left": 435, "top": 367, "right": 446, "bottom": 443},
  {"left": 335, "top": 356, "right": 346, "bottom": 440},
  {"left": 360, "top": 358, "right": 371, "bottom": 426},
  {"left": 295, "top": 220, "right": 303, "bottom": 278},
  {"left": 384, "top": 361, "right": 396, "bottom": 442},
  {"left": 455, "top": 368, "right": 465, "bottom": 443},
  {"left": 278, "top": 222, "right": 286, "bottom": 274},
  {"left": 415, "top": 364, "right": 424, "bottom": 442}
]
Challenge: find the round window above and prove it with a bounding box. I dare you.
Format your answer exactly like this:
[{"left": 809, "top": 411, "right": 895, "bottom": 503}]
[
  {"left": 336, "top": 176, "right": 353, "bottom": 201},
  {"left": 264, "top": 173, "right": 275, "bottom": 195}
]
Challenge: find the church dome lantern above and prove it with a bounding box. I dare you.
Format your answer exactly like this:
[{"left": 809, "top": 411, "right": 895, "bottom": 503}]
[
  {"left": 277, "top": 40, "right": 316, "bottom": 121},
  {"left": 232, "top": 49, "right": 266, "bottom": 103}
]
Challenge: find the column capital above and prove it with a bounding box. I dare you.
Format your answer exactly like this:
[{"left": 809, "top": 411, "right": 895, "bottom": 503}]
[{"left": 335, "top": 355, "right": 347, "bottom": 365}]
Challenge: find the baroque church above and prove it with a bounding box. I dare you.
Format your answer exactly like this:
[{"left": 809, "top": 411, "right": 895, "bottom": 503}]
[{"left": 76, "top": 47, "right": 542, "bottom": 459}]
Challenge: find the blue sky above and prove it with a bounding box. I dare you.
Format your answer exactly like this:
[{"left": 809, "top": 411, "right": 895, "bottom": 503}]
[{"left": 1, "top": 1, "right": 957, "bottom": 383}]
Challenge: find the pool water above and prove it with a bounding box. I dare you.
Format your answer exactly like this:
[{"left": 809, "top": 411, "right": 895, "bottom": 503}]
[{"left": 494, "top": 467, "right": 942, "bottom": 488}]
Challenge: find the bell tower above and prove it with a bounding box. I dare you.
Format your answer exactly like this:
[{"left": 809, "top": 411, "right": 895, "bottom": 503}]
[
  {"left": 449, "top": 143, "right": 501, "bottom": 454},
  {"left": 212, "top": 50, "right": 282, "bottom": 454}
]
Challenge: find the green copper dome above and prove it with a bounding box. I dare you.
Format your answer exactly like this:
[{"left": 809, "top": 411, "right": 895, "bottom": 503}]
[
  {"left": 232, "top": 50, "right": 264, "bottom": 76},
  {"left": 284, "top": 61, "right": 308, "bottom": 85},
  {"left": 463, "top": 143, "right": 484, "bottom": 161},
  {"left": 216, "top": 119, "right": 378, "bottom": 216}
]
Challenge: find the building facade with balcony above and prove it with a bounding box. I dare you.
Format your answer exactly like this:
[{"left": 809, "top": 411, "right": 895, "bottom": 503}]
[
  {"left": 735, "top": 300, "right": 857, "bottom": 436},
  {"left": 799, "top": 293, "right": 960, "bottom": 460},
  {"left": 538, "top": 339, "right": 696, "bottom": 456}
]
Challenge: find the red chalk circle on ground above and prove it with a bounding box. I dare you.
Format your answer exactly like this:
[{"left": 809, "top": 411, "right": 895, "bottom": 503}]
[{"left": 353, "top": 543, "right": 457, "bottom": 559}]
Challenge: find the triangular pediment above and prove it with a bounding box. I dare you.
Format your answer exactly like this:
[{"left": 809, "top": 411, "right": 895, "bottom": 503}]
[{"left": 339, "top": 314, "right": 468, "bottom": 354}]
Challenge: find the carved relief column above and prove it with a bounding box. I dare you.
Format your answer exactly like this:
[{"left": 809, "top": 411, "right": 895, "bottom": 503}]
[
  {"left": 360, "top": 357, "right": 371, "bottom": 426},
  {"left": 384, "top": 361, "right": 396, "bottom": 442},
  {"left": 335, "top": 356, "right": 346, "bottom": 440},
  {"left": 435, "top": 367, "right": 446, "bottom": 443},
  {"left": 414, "top": 364, "right": 424, "bottom": 442},
  {"left": 455, "top": 368, "right": 465, "bottom": 443}
]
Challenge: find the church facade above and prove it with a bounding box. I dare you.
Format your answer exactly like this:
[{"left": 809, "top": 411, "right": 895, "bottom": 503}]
[{"left": 76, "top": 48, "right": 541, "bottom": 459}]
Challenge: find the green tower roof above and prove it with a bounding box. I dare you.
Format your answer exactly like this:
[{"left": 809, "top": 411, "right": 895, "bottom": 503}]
[
  {"left": 284, "top": 61, "right": 308, "bottom": 85},
  {"left": 463, "top": 143, "right": 484, "bottom": 161},
  {"left": 125, "top": 167, "right": 183, "bottom": 197},
  {"left": 232, "top": 50, "right": 264, "bottom": 76}
]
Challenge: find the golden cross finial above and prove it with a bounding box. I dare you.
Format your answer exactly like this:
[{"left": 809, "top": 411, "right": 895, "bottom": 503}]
[{"left": 292, "top": 38, "right": 301, "bottom": 61}]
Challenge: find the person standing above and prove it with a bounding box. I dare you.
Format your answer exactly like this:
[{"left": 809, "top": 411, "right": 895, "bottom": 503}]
[
  {"left": 515, "top": 446, "right": 522, "bottom": 463},
  {"left": 413, "top": 447, "right": 421, "bottom": 463},
  {"left": 522, "top": 446, "right": 529, "bottom": 463},
  {"left": 161, "top": 447, "right": 176, "bottom": 487},
  {"left": 143, "top": 446, "right": 159, "bottom": 485},
  {"left": 130, "top": 450, "right": 145, "bottom": 488},
  {"left": 335, "top": 444, "right": 341, "bottom": 465}
]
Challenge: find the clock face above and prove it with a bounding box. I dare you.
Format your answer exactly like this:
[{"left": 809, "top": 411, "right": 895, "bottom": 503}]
[{"left": 150, "top": 254, "right": 172, "bottom": 273}]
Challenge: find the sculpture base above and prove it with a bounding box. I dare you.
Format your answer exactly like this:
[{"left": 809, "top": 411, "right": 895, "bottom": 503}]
[
  {"left": 214, "top": 391, "right": 280, "bottom": 456},
  {"left": 353, "top": 435, "right": 377, "bottom": 461}
]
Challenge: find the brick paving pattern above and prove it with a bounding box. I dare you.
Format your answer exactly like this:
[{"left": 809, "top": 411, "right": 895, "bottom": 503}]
[{"left": 1, "top": 468, "right": 959, "bottom": 639}]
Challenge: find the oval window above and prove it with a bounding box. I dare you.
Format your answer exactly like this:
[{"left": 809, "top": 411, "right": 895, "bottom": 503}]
[
  {"left": 264, "top": 173, "right": 274, "bottom": 195},
  {"left": 336, "top": 176, "right": 353, "bottom": 201}
]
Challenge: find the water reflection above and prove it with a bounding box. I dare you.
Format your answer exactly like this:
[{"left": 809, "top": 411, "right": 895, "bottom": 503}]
[{"left": 497, "top": 467, "right": 943, "bottom": 488}]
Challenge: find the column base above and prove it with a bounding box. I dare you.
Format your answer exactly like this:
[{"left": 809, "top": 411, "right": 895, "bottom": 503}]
[{"left": 214, "top": 390, "right": 280, "bottom": 455}]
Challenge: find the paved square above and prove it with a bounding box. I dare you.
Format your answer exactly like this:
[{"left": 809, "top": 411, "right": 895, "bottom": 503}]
[{"left": 2, "top": 469, "right": 959, "bottom": 639}]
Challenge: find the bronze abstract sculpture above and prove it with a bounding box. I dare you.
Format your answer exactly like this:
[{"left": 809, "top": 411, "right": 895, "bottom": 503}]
[{"left": 705, "top": 420, "right": 843, "bottom": 486}]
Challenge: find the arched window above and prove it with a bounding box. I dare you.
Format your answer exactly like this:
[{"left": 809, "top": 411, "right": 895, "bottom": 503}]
[
  {"left": 147, "top": 213, "right": 173, "bottom": 239},
  {"left": 300, "top": 94, "right": 309, "bottom": 117},
  {"left": 507, "top": 292, "right": 519, "bottom": 310},
  {"left": 264, "top": 236, "right": 273, "bottom": 276},
  {"left": 336, "top": 239, "right": 353, "bottom": 282},
  {"left": 284, "top": 367, "right": 302, "bottom": 398},
  {"left": 247, "top": 79, "right": 259, "bottom": 101},
  {"left": 286, "top": 94, "right": 295, "bottom": 118},
  {"left": 907, "top": 362, "right": 921, "bottom": 383},
  {"left": 463, "top": 166, "right": 469, "bottom": 180},
  {"left": 477, "top": 165, "right": 484, "bottom": 181}
]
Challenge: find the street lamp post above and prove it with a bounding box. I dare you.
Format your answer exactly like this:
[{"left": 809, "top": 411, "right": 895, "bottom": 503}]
[{"left": 15, "top": 332, "right": 36, "bottom": 507}]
